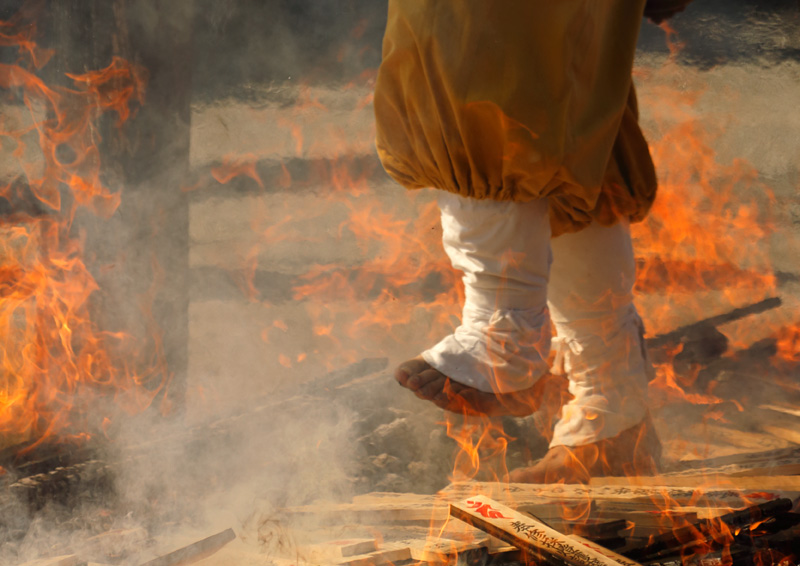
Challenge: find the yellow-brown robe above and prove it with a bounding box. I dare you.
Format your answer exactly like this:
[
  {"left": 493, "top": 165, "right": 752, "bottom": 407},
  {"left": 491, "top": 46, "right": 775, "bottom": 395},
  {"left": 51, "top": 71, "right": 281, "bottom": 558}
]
[{"left": 373, "top": 0, "right": 657, "bottom": 236}]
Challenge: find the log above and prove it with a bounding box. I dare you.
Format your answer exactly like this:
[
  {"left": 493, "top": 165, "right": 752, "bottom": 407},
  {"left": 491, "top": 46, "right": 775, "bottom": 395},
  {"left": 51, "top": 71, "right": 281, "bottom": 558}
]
[
  {"left": 137, "top": 528, "right": 236, "bottom": 566},
  {"left": 450, "top": 495, "right": 642, "bottom": 566}
]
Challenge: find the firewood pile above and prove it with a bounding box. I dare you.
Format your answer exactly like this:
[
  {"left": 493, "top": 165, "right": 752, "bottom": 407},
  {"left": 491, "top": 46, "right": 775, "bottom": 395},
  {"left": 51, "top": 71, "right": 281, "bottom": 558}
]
[
  {"left": 14, "top": 468, "right": 800, "bottom": 566},
  {"left": 254, "top": 469, "right": 800, "bottom": 566},
  {"left": 7, "top": 297, "right": 800, "bottom": 566}
]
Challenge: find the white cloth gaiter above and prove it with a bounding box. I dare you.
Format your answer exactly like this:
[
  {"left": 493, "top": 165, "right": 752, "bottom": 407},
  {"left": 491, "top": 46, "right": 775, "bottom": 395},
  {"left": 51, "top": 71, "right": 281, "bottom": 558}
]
[
  {"left": 423, "top": 192, "right": 651, "bottom": 447},
  {"left": 547, "top": 220, "right": 650, "bottom": 447},
  {"left": 422, "top": 191, "right": 553, "bottom": 395}
]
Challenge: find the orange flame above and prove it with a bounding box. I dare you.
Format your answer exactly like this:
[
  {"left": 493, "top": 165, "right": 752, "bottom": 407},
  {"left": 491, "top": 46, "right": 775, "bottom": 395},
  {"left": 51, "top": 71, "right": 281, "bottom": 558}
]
[{"left": 1, "top": 8, "right": 168, "bottom": 454}]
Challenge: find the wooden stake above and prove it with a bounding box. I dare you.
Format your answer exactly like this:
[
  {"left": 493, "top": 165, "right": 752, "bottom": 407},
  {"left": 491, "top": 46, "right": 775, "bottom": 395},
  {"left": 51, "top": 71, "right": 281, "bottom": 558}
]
[{"left": 450, "top": 495, "right": 642, "bottom": 566}]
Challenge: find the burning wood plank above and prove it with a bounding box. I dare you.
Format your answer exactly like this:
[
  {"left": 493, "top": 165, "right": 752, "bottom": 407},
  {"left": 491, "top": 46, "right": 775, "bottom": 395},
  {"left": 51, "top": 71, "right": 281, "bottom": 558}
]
[
  {"left": 137, "top": 528, "right": 236, "bottom": 566},
  {"left": 440, "top": 481, "right": 782, "bottom": 507},
  {"left": 589, "top": 474, "right": 800, "bottom": 494},
  {"left": 450, "top": 494, "right": 642, "bottom": 566}
]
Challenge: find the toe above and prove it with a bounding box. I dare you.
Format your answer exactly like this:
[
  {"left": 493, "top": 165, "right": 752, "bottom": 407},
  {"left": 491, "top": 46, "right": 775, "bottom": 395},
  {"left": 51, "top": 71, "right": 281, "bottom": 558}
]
[
  {"left": 414, "top": 372, "right": 449, "bottom": 399},
  {"left": 405, "top": 367, "right": 443, "bottom": 391},
  {"left": 394, "top": 357, "right": 431, "bottom": 387}
]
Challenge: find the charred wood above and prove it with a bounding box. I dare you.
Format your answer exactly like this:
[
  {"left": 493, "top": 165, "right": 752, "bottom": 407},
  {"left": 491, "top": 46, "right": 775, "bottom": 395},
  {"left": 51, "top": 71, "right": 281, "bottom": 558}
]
[{"left": 623, "top": 499, "right": 794, "bottom": 562}]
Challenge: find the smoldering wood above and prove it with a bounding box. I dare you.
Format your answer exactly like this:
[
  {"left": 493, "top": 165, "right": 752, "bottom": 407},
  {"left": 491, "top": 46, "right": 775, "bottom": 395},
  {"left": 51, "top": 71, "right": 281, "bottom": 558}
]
[
  {"left": 137, "top": 528, "right": 236, "bottom": 566},
  {"left": 624, "top": 499, "right": 794, "bottom": 562},
  {"left": 645, "top": 297, "right": 782, "bottom": 350},
  {"left": 644, "top": 296, "right": 784, "bottom": 373},
  {"left": 439, "top": 481, "right": 784, "bottom": 508}
]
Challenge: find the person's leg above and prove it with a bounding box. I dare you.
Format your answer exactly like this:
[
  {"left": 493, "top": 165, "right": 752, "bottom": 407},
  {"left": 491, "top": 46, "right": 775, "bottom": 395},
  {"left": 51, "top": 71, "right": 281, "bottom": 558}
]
[
  {"left": 395, "top": 191, "right": 554, "bottom": 416},
  {"left": 509, "top": 219, "right": 661, "bottom": 482}
]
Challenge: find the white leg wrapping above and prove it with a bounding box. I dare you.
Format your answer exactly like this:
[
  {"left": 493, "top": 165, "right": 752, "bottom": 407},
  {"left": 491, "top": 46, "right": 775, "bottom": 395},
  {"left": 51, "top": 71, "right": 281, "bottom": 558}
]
[
  {"left": 422, "top": 192, "right": 552, "bottom": 394},
  {"left": 548, "top": 220, "right": 650, "bottom": 447}
]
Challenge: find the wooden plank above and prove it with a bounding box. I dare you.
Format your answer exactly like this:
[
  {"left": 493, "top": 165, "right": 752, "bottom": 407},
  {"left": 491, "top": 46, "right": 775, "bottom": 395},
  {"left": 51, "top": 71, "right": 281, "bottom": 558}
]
[
  {"left": 762, "top": 424, "right": 800, "bottom": 446},
  {"left": 760, "top": 404, "right": 800, "bottom": 419},
  {"left": 441, "top": 481, "right": 784, "bottom": 507},
  {"left": 393, "top": 536, "right": 487, "bottom": 562},
  {"left": 302, "top": 539, "right": 378, "bottom": 562},
  {"left": 138, "top": 528, "right": 236, "bottom": 566},
  {"left": 689, "top": 424, "right": 791, "bottom": 453},
  {"left": 282, "top": 499, "right": 450, "bottom": 524},
  {"left": 589, "top": 474, "right": 800, "bottom": 493},
  {"left": 337, "top": 544, "right": 412, "bottom": 566},
  {"left": 450, "top": 495, "right": 642, "bottom": 566},
  {"left": 17, "top": 557, "right": 80, "bottom": 566}
]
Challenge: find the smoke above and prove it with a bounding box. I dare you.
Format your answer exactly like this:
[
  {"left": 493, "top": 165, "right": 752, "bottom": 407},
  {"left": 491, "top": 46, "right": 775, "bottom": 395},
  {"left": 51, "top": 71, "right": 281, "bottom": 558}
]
[{"left": 2, "top": 0, "right": 800, "bottom": 563}]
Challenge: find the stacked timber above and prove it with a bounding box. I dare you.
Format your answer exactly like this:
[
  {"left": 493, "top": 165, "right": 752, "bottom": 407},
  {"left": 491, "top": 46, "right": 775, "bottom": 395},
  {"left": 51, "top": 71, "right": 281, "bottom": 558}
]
[{"left": 269, "top": 475, "right": 800, "bottom": 566}]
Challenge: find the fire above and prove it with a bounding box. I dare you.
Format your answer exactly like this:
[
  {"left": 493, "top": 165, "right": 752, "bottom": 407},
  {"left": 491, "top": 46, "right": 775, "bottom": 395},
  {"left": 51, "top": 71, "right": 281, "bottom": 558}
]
[
  {"left": 201, "top": 12, "right": 800, "bottom": 500},
  {"left": 1, "top": 8, "right": 166, "bottom": 456}
]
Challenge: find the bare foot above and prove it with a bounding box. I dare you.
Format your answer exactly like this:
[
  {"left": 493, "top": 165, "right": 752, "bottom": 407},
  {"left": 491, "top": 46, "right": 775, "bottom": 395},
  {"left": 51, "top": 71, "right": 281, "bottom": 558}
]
[
  {"left": 508, "top": 415, "right": 662, "bottom": 483},
  {"left": 394, "top": 357, "right": 548, "bottom": 417}
]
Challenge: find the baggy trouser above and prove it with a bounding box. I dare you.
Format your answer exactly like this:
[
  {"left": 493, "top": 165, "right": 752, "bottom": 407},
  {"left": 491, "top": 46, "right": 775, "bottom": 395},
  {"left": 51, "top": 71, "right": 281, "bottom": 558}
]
[{"left": 423, "top": 191, "right": 650, "bottom": 447}]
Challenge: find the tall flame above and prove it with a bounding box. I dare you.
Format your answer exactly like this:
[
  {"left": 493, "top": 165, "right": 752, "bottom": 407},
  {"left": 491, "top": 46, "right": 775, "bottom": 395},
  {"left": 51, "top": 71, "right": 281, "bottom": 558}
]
[{"left": 1, "top": 7, "right": 166, "bottom": 458}]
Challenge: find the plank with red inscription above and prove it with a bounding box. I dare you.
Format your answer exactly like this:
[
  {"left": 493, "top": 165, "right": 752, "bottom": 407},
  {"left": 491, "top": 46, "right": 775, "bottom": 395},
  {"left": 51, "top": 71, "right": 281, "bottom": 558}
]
[{"left": 449, "top": 495, "right": 642, "bottom": 566}]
